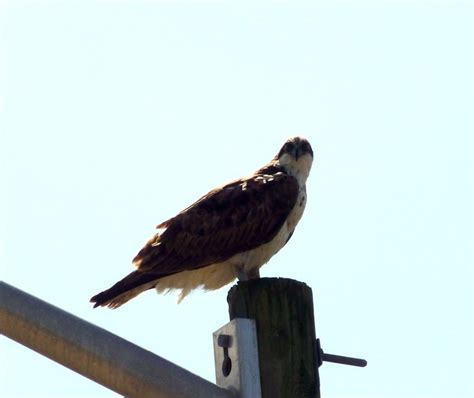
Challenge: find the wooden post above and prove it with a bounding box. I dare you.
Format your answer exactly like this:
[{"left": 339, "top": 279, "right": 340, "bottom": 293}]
[{"left": 227, "top": 277, "right": 320, "bottom": 398}]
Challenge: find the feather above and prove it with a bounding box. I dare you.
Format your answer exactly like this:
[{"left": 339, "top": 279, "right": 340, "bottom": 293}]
[{"left": 134, "top": 167, "right": 299, "bottom": 275}]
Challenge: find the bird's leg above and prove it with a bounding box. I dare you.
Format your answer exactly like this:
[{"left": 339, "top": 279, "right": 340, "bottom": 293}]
[
  {"left": 235, "top": 266, "right": 260, "bottom": 281},
  {"left": 247, "top": 268, "right": 260, "bottom": 279}
]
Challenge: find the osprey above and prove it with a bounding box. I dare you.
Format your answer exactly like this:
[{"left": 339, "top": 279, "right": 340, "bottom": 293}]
[{"left": 91, "top": 136, "right": 313, "bottom": 308}]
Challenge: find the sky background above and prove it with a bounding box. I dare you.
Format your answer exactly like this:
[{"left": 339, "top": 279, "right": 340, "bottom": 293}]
[{"left": 0, "top": 0, "right": 473, "bottom": 397}]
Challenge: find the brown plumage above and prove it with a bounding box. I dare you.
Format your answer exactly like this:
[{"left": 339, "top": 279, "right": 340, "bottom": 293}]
[
  {"left": 135, "top": 165, "right": 298, "bottom": 274},
  {"left": 91, "top": 137, "right": 313, "bottom": 308}
]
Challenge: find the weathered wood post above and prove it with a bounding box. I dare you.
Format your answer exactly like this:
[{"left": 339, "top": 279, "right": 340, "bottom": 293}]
[{"left": 227, "top": 277, "right": 320, "bottom": 398}]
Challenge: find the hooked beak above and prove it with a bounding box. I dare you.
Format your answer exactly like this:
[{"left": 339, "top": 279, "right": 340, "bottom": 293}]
[{"left": 293, "top": 146, "right": 301, "bottom": 161}]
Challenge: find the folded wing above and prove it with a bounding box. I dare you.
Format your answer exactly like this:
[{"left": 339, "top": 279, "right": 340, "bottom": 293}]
[{"left": 134, "top": 171, "right": 299, "bottom": 276}]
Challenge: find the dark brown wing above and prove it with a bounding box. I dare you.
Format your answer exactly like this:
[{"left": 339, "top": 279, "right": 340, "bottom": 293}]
[{"left": 133, "top": 170, "right": 299, "bottom": 276}]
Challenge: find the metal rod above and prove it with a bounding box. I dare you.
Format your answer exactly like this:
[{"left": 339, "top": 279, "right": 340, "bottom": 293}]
[
  {"left": 0, "top": 281, "right": 233, "bottom": 398},
  {"left": 321, "top": 353, "right": 367, "bottom": 367}
]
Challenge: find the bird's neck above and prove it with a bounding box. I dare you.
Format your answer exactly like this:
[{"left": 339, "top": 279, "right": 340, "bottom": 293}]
[{"left": 278, "top": 156, "right": 312, "bottom": 187}]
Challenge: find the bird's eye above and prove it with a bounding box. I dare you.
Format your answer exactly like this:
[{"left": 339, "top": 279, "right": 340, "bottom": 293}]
[
  {"left": 300, "top": 141, "right": 313, "bottom": 156},
  {"left": 286, "top": 142, "right": 295, "bottom": 152}
]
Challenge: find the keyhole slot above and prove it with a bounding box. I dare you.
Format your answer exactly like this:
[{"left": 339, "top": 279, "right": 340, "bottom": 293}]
[
  {"left": 222, "top": 347, "right": 232, "bottom": 377},
  {"left": 217, "top": 334, "right": 233, "bottom": 378}
]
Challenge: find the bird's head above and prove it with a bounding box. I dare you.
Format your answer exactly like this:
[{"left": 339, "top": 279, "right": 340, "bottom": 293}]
[{"left": 275, "top": 136, "right": 313, "bottom": 185}]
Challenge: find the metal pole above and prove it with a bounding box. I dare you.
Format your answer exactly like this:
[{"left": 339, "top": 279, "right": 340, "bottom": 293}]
[{"left": 0, "top": 281, "right": 233, "bottom": 398}]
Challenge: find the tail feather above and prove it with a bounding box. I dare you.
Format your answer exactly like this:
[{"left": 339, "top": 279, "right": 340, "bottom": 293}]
[{"left": 90, "top": 271, "right": 159, "bottom": 309}]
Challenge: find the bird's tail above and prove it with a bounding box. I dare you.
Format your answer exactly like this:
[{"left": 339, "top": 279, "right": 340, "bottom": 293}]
[{"left": 90, "top": 271, "right": 159, "bottom": 309}]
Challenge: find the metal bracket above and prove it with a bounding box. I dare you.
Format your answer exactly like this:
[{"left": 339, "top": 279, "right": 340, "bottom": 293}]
[
  {"left": 213, "top": 318, "right": 262, "bottom": 398},
  {"left": 316, "top": 338, "right": 367, "bottom": 368}
]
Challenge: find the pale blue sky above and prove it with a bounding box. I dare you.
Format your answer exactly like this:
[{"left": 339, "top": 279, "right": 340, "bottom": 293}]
[{"left": 1, "top": 1, "right": 472, "bottom": 397}]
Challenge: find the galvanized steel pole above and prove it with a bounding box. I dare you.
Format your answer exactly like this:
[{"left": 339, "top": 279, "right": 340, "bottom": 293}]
[{"left": 0, "top": 281, "right": 233, "bottom": 398}]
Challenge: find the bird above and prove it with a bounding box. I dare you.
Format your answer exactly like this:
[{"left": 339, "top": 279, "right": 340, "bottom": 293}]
[{"left": 90, "top": 136, "right": 313, "bottom": 308}]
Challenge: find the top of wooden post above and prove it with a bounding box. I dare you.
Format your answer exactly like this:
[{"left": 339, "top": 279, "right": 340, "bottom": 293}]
[{"left": 227, "top": 277, "right": 320, "bottom": 398}]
